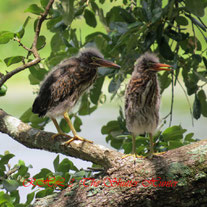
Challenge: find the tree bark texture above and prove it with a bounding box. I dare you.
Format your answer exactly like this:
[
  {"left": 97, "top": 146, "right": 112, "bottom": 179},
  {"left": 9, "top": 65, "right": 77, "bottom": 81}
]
[{"left": 0, "top": 109, "right": 207, "bottom": 207}]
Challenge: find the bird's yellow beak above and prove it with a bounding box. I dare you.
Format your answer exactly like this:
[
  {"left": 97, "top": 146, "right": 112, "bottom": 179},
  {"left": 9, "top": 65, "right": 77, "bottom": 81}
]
[
  {"left": 153, "top": 63, "right": 173, "bottom": 71},
  {"left": 92, "top": 57, "right": 120, "bottom": 69}
]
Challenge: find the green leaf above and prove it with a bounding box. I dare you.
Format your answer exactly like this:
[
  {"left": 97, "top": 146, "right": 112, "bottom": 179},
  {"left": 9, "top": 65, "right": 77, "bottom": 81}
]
[
  {"left": 16, "top": 16, "right": 31, "bottom": 38},
  {"left": 28, "top": 74, "right": 41, "bottom": 85},
  {"left": 122, "top": 141, "right": 132, "bottom": 154},
  {"left": 184, "top": 133, "right": 196, "bottom": 143},
  {"left": 62, "top": 0, "right": 75, "bottom": 25},
  {"left": 106, "top": 7, "right": 125, "bottom": 25},
  {"left": 3, "top": 180, "right": 19, "bottom": 192},
  {"left": 36, "top": 188, "right": 54, "bottom": 198},
  {"left": 20, "top": 108, "right": 33, "bottom": 122},
  {"left": 50, "top": 33, "right": 66, "bottom": 52},
  {"left": 57, "top": 158, "right": 78, "bottom": 173},
  {"left": 26, "top": 191, "right": 35, "bottom": 205},
  {"left": 91, "top": 1, "right": 99, "bottom": 12},
  {"left": 0, "top": 191, "right": 14, "bottom": 207},
  {"left": 101, "top": 120, "right": 120, "bottom": 134},
  {"left": 90, "top": 77, "right": 104, "bottom": 104},
  {"left": 193, "top": 93, "right": 201, "bottom": 119},
  {"left": 60, "top": 118, "right": 70, "bottom": 133},
  {"left": 162, "top": 125, "right": 186, "bottom": 141},
  {"left": 0, "top": 31, "right": 14, "bottom": 44},
  {"left": 175, "top": 16, "right": 188, "bottom": 26},
  {"left": 158, "top": 36, "right": 174, "bottom": 60},
  {"left": 85, "top": 32, "right": 110, "bottom": 43},
  {"left": 203, "top": 57, "right": 207, "bottom": 69},
  {"left": 79, "top": 93, "right": 97, "bottom": 115},
  {"left": 168, "top": 140, "right": 183, "bottom": 149},
  {"left": 0, "top": 84, "right": 7, "bottom": 96},
  {"left": 194, "top": 71, "right": 207, "bottom": 83},
  {"left": 17, "top": 165, "right": 28, "bottom": 177},
  {"left": 185, "top": 0, "right": 205, "bottom": 17},
  {"left": 24, "top": 4, "right": 44, "bottom": 15},
  {"left": 108, "top": 77, "right": 122, "bottom": 93},
  {"left": 158, "top": 72, "right": 171, "bottom": 94},
  {"left": 74, "top": 116, "right": 82, "bottom": 132},
  {"left": 16, "top": 26, "right": 25, "bottom": 38},
  {"left": 10, "top": 190, "right": 20, "bottom": 205},
  {"left": 34, "top": 168, "right": 52, "bottom": 179},
  {"left": 198, "top": 90, "right": 207, "bottom": 117},
  {"left": 180, "top": 36, "right": 202, "bottom": 52},
  {"left": 0, "top": 153, "right": 15, "bottom": 166},
  {"left": 46, "top": 16, "right": 63, "bottom": 32},
  {"left": 40, "top": 0, "right": 49, "bottom": 8},
  {"left": 53, "top": 155, "right": 59, "bottom": 172},
  {"left": 37, "top": 35, "right": 46, "bottom": 50},
  {"left": 84, "top": 9, "right": 97, "bottom": 28},
  {"left": 23, "top": 16, "right": 31, "bottom": 28},
  {"left": 4, "top": 56, "right": 24, "bottom": 67},
  {"left": 29, "top": 65, "right": 48, "bottom": 81}
]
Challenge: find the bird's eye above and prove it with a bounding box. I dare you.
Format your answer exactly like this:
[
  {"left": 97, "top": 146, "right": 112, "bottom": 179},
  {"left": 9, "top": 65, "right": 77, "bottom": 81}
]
[{"left": 91, "top": 56, "right": 101, "bottom": 62}]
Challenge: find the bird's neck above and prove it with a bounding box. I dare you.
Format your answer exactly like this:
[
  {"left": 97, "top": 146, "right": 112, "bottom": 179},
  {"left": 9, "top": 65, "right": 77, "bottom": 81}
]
[{"left": 135, "top": 71, "right": 157, "bottom": 82}]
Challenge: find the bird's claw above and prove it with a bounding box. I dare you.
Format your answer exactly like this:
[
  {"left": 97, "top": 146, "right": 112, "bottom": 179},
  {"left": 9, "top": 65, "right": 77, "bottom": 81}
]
[
  {"left": 153, "top": 151, "right": 166, "bottom": 156},
  {"left": 122, "top": 153, "right": 144, "bottom": 160},
  {"left": 52, "top": 133, "right": 72, "bottom": 140},
  {"left": 64, "top": 135, "right": 93, "bottom": 145}
]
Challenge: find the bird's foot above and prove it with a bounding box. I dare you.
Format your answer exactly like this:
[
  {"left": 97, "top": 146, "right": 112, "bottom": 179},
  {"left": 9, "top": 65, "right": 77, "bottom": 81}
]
[
  {"left": 153, "top": 151, "right": 166, "bottom": 156},
  {"left": 64, "top": 135, "right": 93, "bottom": 145},
  {"left": 52, "top": 133, "right": 72, "bottom": 140},
  {"left": 122, "top": 153, "right": 144, "bottom": 159}
]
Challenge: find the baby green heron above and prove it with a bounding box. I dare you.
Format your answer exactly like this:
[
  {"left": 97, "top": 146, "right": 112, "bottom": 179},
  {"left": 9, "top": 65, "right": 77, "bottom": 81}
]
[
  {"left": 125, "top": 52, "right": 172, "bottom": 158},
  {"left": 32, "top": 48, "right": 120, "bottom": 144}
]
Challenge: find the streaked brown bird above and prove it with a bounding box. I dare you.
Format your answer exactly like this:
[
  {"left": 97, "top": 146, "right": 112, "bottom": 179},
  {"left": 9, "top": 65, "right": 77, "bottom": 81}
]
[
  {"left": 32, "top": 48, "right": 120, "bottom": 144},
  {"left": 125, "top": 52, "right": 172, "bottom": 158}
]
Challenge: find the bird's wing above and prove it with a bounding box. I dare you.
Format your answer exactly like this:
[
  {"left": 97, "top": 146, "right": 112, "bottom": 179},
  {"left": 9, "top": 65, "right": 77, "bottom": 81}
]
[
  {"left": 125, "top": 77, "right": 154, "bottom": 109},
  {"left": 32, "top": 63, "right": 78, "bottom": 117}
]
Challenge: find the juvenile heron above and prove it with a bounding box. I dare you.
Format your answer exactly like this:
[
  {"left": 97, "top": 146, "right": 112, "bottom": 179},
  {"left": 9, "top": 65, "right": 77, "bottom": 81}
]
[
  {"left": 125, "top": 52, "right": 172, "bottom": 158},
  {"left": 32, "top": 48, "right": 120, "bottom": 144}
]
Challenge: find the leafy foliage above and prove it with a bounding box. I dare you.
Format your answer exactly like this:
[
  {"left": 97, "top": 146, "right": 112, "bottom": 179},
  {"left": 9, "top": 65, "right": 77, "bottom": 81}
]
[{"left": 0, "top": 152, "right": 91, "bottom": 206}]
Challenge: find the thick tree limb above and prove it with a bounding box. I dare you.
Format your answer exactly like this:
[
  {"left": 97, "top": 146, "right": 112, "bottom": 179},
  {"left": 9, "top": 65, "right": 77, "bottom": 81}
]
[
  {"left": 0, "top": 0, "right": 54, "bottom": 88},
  {"left": 32, "top": 141, "right": 207, "bottom": 207},
  {"left": 1, "top": 108, "right": 207, "bottom": 206},
  {"left": 0, "top": 109, "right": 122, "bottom": 169}
]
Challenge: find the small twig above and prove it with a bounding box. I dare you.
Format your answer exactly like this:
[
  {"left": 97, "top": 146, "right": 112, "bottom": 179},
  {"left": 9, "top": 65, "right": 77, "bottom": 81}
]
[
  {"left": 0, "top": 0, "right": 54, "bottom": 88},
  {"left": 130, "top": 0, "right": 136, "bottom": 10},
  {"left": 176, "top": 78, "right": 194, "bottom": 126},
  {"left": 6, "top": 167, "right": 19, "bottom": 178},
  {"left": 191, "top": 20, "right": 197, "bottom": 53},
  {"left": 32, "top": 0, "right": 54, "bottom": 58},
  {"left": 13, "top": 37, "right": 32, "bottom": 52},
  {"left": 169, "top": 72, "right": 174, "bottom": 127}
]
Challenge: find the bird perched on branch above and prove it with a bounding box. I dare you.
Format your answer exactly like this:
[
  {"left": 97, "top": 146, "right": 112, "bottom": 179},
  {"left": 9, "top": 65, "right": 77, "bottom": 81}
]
[
  {"left": 32, "top": 48, "right": 120, "bottom": 144},
  {"left": 125, "top": 52, "right": 172, "bottom": 158}
]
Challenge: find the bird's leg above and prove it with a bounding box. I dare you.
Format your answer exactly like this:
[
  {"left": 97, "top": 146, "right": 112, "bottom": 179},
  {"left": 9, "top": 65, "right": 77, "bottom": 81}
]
[
  {"left": 63, "top": 112, "right": 93, "bottom": 144},
  {"left": 51, "top": 118, "right": 72, "bottom": 140},
  {"left": 122, "top": 135, "right": 143, "bottom": 159},
  {"left": 147, "top": 133, "right": 154, "bottom": 159},
  {"left": 132, "top": 134, "right": 136, "bottom": 154}
]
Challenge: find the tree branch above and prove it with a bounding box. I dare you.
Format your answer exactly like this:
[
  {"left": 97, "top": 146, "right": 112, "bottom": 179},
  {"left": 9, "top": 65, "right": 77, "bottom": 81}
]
[
  {"left": 0, "top": 0, "right": 54, "bottom": 88},
  {"left": 0, "top": 109, "right": 122, "bottom": 169},
  {"left": 1, "top": 108, "right": 207, "bottom": 206}
]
